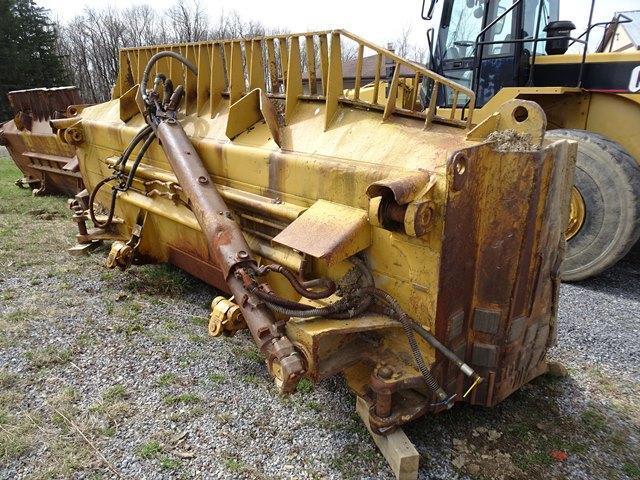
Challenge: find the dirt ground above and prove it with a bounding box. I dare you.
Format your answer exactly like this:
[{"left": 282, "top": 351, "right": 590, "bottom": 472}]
[{"left": 0, "top": 157, "right": 638, "bottom": 480}]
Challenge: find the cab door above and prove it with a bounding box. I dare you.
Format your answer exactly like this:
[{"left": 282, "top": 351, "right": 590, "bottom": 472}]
[{"left": 435, "top": 0, "right": 518, "bottom": 107}]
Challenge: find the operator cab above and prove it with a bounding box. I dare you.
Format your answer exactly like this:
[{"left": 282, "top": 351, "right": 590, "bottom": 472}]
[{"left": 427, "top": 0, "right": 565, "bottom": 107}]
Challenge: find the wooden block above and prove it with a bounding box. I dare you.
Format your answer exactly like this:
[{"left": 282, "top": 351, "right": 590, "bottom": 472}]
[{"left": 356, "top": 396, "right": 419, "bottom": 480}]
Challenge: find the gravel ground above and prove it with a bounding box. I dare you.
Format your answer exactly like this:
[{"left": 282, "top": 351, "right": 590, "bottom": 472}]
[{"left": 0, "top": 157, "right": 638, "bottom": 480}]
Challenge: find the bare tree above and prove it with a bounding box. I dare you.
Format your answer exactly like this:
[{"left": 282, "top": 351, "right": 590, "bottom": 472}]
[
  {"left": 168, "top": 0, "right": 208, "bottom": 43},
  {"left": 392, "top": 25, "right": 429, "bottom": 64},
  {"left": 55, "top": 2, "right": 426, "bottom": 103}
]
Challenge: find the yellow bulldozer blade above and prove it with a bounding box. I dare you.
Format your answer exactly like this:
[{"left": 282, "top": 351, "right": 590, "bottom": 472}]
[{"left": 50, "top": 30, "right": 575, "bottom": 437}]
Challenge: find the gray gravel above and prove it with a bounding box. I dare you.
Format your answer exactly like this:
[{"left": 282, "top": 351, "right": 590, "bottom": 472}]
[
  {"left": 0, "top": 184, "right": 638, "bottom": 479},
  {"left": 553, "top": 249, "right": 640, "bottom": 382}
]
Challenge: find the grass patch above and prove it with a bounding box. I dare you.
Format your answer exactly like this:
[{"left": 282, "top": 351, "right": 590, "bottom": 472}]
[
  {"left": 305, "top": 401, "right": 322, "bottom": 412},
  {"left": 0, "top": 413, "right": 35, "bottom": 461},
  {"left": 155, "top": 373, "right": 178, "bottom": 387},
  {"left": 103, "top": 384, "right": 127, "bottom": 402},
  {"left": 160, "top": 456, "right": 182, "bottom": 470},
  {"left": 233, "top": 345, "right": 263, "bottom": 363},
  {"left": 164, "top": 393, "right": 201, "bottom": 405},
  {"left": 0, "top": 370, "right": 17, "bottom": 388},
  {"left": 114, "top": 321, "right": 144, "bottom": 337},
  {"left": 0, "top": 159, "right": 68, "bottom": 216},
  {"left": 37, "top": 437, "right": 94, "bottom": 478},
  {"left": 136, "top": 440, "right": 163, "bottom": 459},
  {"left": 187, "top": 332, "right": 205, "bottom": 344},
  {"left": 513, "top": 450, "right": 554, "bottom": 470},
  {"left": 624, "top": 462, "right": 640, "bottom": 479},
  {"left": 242, "top": 374, "right": 260, "bottom": 386},
  {"left": 581, "top": 408, "right": 607, "bottom": 431},
  {"left": 207, "top": 372, "right": 225, "bottom": 384},
  {"left": 190, "top": 316, "right": 208, "bottom": 328},
  {"left": 223, "top": 457, "right": 244, "bottom": 472},
  {"left": 2, "top": 308, "right": 33, "bottom": 323},
  {"left": 296, "top": 378, "right": 314, "bottom": 394},
  {"left": 125, "top": 264, "right": 190, "bottom": 296},
  {"left": 25, "top": 346, "right": 72, "bottom": 369}
]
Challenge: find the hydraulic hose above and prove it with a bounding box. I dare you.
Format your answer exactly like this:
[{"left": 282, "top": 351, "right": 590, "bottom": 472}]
[
  {"left": 361, "top": 286, "right": 482, "bottom": 397},
  {"left": 248, "top": 285, "right": 315, "bottom": 311},
  {"left": 89, "top": 175, "right": 118, "bottom": 228},
  {"left": 265, "top": 297, "right": 357, "bottom": 318},
  {"left": 252, "top": 256, "right": 373, "bottom": 317},
  {"left": 361, "top": 287, "right": 448, "bottom": 403},
  {"left": 122, "top": 132, "right": 157, "bottom": 190},
  {"left": 114, "top": 125, "right": 153, "bottom": 171},
  {"left": 140, "top": 52, "right": 197, "bottom": 105},
  {"left": 256, "top": 264, "right": 336, "bottom": 299},
  {"left": 89, "top": 125, "right": 155, "bottom": 229}
]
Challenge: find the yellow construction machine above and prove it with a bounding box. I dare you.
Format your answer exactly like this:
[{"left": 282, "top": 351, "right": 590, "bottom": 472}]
[
  {"left": 52, "top": 30, "right": 575, "bottom": 475},
  {"left": 0, "top": 87, "right": 85, "bottom": 196},
  {"left": 419, "top": 0, "right": 640, "bottom": 280}
]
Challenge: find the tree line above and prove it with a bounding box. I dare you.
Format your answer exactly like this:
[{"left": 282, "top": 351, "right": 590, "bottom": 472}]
[{"left": 1, "top": 0, "right": 429, "bottom": 121}]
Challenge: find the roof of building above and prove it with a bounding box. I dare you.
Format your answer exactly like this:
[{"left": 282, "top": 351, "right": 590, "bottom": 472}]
[
  {"left": 342, "top": 54, "right": 419, "bottom": 80},
  {"left": 620, "top": 10, "right": 640, "bottom": 46},
  {"left": 597, "top": 10, "right": 640, "bottom": 52}
]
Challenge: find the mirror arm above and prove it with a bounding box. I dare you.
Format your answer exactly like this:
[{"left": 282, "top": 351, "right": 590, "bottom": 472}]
[{"left": 422, "top": 0, "right": 439, "bottom": 20}]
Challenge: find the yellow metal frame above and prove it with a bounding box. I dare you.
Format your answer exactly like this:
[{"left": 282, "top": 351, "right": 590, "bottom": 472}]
[
  {"left": 114, "top": 30, "right": 476, "bottom": 130},
  {"left": 56, "top": 29, "right": 576, "bottom": 426}
]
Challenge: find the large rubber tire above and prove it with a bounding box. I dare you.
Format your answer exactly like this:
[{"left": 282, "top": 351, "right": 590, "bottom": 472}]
[{"left": 546, "top": 129, "right": 640, "bottom": 281}]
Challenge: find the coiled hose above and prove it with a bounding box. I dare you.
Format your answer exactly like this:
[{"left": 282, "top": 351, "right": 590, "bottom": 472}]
[
  {"left": 249, "top": 256, "right": 374, "bottom": 319},
  {"left": 254, "top": 263, "right": 336, "bottom": 299}
]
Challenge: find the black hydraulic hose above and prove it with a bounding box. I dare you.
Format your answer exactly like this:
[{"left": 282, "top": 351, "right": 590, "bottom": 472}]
[
  {"left": 266, "top": 296, "right": 357, "bottom": 318},
  {"left": 363, "top": 287, "right": 477, "bottom": 380},
  {"left": 254, "top": 256, "right": 374, "bottom": 317},
  {"left": 334, "top": 255, "right": 374, "bottom": 319},
  {"left": 248, "top": 285, "right": 315, "bottom": 311},
  {"left": 362, "top": 287, "right": 448, "bottom": 402},
  {"left": 399, "top": 310, "right": 448, "bottom": 402},
  {"left": 122, "top": 132, "right": 156, "bottom": 190},
  {"left": 114, "top": 125, "right": 153, "bottom": 171},
  {"left": 89, "top": 175, "right": 118, "bottom": 228},
  {"left": 258, "top": 264, "right": 336, "bottom": 300},
  {"left": 140, "top": 51, "right": 197, "bottom": 105},
  {"left": 350, "top": 256, "right": 374, "bottom": 286},
  {"left": 411, "top": 320, "right": 475, "bottom": 378}
]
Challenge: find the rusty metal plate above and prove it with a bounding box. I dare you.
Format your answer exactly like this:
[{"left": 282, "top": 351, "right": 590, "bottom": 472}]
[{"left": 273, "top": 199, "right": 371, "bottom": 265}]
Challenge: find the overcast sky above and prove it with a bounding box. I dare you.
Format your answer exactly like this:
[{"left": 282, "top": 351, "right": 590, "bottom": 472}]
[{"left": 39, "top": 0, "right": 639, "bottom": 49}]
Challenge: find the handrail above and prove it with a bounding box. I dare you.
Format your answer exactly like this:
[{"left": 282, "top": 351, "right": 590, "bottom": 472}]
[
  {"left": 469, "top": 0, "right": 620, "bottom": 98},
  {"left": 570, "top": 13, "right": 633, "bottom": 47}
]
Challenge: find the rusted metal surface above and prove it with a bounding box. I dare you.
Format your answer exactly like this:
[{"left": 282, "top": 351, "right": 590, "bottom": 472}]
[
  {"left": 51, "top": 31, "right": 576, "bottom": 443},
  {"left": 433, "top": 140, "right": 575, "bottom": 406},
  {"left": 273, "top": 199, "right": 370, "bottom": 265},
  {"left": 0, "top": 87, "right": 84, "bottom": 196},
  {"left": 156, "top": 119, "right": 305, "bottom": 392}
]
